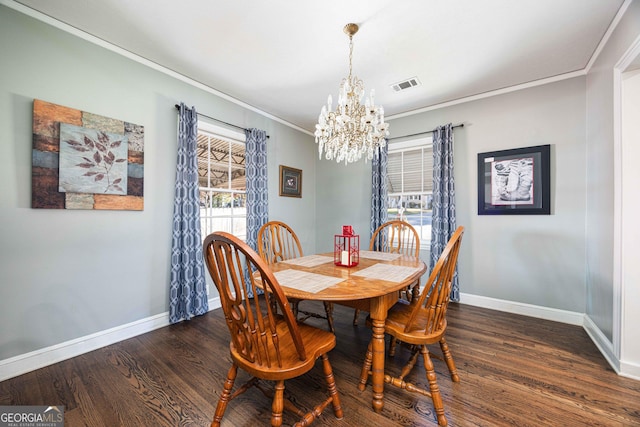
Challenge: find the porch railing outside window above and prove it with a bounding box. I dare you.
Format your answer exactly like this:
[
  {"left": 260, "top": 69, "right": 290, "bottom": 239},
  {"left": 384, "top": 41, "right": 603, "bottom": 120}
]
[{"left": 197, "top": 124, "right": 247, "bottom": 241}]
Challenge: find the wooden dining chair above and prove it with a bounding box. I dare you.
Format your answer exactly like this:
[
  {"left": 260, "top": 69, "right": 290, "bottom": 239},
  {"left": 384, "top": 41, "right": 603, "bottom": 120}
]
[
  {"left": 357, "top": 226, "right": 464, "bottom": 427},
  {"left": 203, "top": 231, "right": 343, "bottom": 427},
  {"left": 257, "top": 220, "right": 335, "bottom": 333},
  {"left": 352, "top": 220, "right": 421, "bottom": 325}
]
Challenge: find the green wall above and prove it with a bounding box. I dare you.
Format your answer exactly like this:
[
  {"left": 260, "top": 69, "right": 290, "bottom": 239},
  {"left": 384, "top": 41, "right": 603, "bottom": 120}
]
[{"left": 0, "top": 4, "right": 315, "bottom": 362}]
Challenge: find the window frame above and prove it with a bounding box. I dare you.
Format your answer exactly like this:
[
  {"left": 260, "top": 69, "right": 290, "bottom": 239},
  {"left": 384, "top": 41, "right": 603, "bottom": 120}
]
[
  {"left": 387, "top": 136, "right": 433, "bottom": 248},
  {"left": 197, "top": 121, "right": 247, "bottom": 242}
]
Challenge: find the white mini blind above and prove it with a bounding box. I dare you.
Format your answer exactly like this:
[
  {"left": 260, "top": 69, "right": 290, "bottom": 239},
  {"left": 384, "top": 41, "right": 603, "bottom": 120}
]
[{"left": 386, "top": 142, "right": 433, "bottom": 193}]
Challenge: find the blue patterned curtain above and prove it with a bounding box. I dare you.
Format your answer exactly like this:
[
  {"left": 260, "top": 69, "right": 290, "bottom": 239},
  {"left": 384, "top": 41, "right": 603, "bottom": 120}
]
[
  {"left": 245, "top": 128, "right": 268, "bottom": 297},
  {"left": 370, "top": 142, "right": 389, "bottom": 250},
  {"left": 169, "top": 103, "right": 208, "bottom": 323},
  {"left": 430, "top": 123, "right": 459, "bottom": 300}
]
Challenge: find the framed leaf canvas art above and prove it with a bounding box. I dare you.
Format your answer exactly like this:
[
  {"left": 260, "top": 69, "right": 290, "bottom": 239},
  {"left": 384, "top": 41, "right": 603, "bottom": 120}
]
[{"left": 31, "top": 99, "right": 144, "bottom": 210}]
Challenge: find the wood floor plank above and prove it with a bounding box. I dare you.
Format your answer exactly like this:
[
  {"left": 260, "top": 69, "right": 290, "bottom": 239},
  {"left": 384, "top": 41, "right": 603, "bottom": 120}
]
[{"left": 1, "top": 301, "right": 639, "bottom": 426}]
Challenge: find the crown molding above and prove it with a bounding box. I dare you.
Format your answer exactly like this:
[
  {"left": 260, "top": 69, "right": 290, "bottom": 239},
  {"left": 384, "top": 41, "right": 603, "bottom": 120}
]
[
  {"left": 0, "top": 0, "right": 312, "bottom": 136},
  {"left": 387, "top": 70, "right": 586, "bottom": 121}
]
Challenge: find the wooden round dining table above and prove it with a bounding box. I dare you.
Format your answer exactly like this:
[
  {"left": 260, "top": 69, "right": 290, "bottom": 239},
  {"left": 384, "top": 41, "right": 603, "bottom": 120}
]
[{"left": 265, "top": 251, "right": 427, "bottom": 413}]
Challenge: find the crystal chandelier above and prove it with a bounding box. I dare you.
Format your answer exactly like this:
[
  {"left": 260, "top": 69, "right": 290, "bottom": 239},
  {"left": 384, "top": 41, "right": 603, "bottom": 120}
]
[{"left": 314, "top": 23, "right": 389, "bottom": 164}]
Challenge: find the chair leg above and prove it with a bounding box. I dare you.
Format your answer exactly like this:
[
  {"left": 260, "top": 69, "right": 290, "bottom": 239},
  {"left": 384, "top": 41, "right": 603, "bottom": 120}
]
[
  {"left": 271, "top": 380, "right": 285, "bottom": 427},
  {"left": 402, "top": 286, "right": 412, "bottom": 302},
  {"left": 411, "top": 282, "right": 420, "bottom": 301},
  {"left": 420, "top": 345, "right": 447, "bottom": 426},
  {"left": 358, "top": 341, "right": 373, "bottom": 391},
  {"left": 323, "top": 302, "right": 335, "bottom": 333},
  {"left": 439, "top": 337, "right": 459, "bottom": 382},
  {"left": 291, "top": 353, "right": 344, "bottom": 426},
  {"left": 291, "top": 299, "right": 300, "bottom": 318},
  {"left": 399, "top": 347, "right": 420, "bottom": 381},
  {"left": 353, "top": 309, "right": 360, "bottom": 325},
  {"left": 389, "top": 337, "right": 398, "bottom": 356},
  {"left": 269, "top": 294, "right": 279, "bottom": 315},
  {"left": 321, "top": 353, "right": 344, "bottom": 419},
  {"left": 211, "top": 363, "right": 238, "bottom": 427}
]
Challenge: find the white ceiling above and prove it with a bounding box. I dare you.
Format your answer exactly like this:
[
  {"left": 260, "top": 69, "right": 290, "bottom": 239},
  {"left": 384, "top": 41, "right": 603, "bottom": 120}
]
[{"left": 12, "top": 0, "right": 626, "bottom": 133}]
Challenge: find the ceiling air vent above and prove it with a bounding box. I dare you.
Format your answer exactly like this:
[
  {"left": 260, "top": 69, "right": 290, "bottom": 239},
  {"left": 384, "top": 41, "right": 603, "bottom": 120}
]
[{"left": 390, "top": 77, "right": 421, "bottom": 92}]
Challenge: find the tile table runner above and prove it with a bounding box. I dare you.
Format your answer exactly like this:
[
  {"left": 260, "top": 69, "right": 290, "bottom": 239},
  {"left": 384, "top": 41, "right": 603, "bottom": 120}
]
[
  {"left": 353, "top": 263, "right": 423, "bottom": 283},
  {"left": 358, "top": 250, "right": 402, "bottom": 261},
  {"left": 274, "top": 269, "right": 344, "bottom": 293},
  {"left": 281, "top": 255, "right": 335, "bottom": 268}
]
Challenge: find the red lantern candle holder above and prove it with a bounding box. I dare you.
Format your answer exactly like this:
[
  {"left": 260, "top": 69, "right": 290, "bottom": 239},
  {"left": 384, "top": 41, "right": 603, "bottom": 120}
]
[{"left": 334, "top": 228, "right": 359, "bottom": 267}]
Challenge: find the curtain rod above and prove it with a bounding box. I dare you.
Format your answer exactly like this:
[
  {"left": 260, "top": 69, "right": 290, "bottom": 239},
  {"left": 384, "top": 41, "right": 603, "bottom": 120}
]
[
  {"left": 387, "top": 123, "right": 464, "bottom": 141},
  {"left": 174, "top": 104, "right": 270, "bottom": 139}
]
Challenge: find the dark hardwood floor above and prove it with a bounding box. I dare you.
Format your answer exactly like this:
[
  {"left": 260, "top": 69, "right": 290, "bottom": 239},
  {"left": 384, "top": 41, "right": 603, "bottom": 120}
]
[{"left": 1, "top": 302, "right": 639, "bottom": 426}]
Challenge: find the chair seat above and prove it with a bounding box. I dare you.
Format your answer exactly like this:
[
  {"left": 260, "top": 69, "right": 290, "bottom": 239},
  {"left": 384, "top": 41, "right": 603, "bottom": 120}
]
[
  {"left": 382, "top": 300, "right": 447, "bottom": 346},
  {"left": 231, "top": 316, "right": 336, "bottom": 380}
]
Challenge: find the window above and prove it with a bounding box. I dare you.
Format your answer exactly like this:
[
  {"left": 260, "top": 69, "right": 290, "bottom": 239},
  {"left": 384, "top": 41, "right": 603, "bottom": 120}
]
[
  {"left": 387, "top": 137, "right": 433, "bottom": 245},
  {"left": 197, "top": 122, "right": 247, "bottom": 241}
]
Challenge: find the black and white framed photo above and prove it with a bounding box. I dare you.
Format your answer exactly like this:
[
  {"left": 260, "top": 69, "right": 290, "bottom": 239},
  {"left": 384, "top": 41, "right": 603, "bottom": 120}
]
[
  {"left": 279, "top": 165, "right": 302, "bottom": 198},
  {"left": 477, "top": 144, "right": 550, "bottom": 215}
]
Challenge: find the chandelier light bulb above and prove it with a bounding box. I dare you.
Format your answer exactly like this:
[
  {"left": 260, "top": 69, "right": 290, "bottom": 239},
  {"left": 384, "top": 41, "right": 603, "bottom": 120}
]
[{"left": 314, "top": 23, "right": 389, "bottom": 164}]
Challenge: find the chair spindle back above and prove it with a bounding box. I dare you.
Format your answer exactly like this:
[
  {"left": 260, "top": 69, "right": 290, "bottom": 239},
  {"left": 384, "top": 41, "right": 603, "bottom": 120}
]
[
  {"left": 370, "top": 220, "right": 420, "bottom": 257},
  {"left": 257, "top": 221, "right": 303, "bottom": 264},
  {"left": 203, "top": 232, "right": 306, "bottom": 366},
  {"left": 406, "top": 226, "right": 464, "bottom": 336}
]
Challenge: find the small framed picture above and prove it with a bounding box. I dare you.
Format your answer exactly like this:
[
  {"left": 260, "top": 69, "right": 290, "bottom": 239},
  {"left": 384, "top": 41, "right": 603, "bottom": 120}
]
[
  {"left": 279, "top": 165, "right": 302, "bottom": 198},
  {"left": 477, "top": 144, "right": 550, "bottom": 215}
]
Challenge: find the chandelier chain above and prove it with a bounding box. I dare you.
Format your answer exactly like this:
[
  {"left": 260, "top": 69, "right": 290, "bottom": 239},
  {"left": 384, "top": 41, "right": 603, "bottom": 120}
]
[{"left": 348, "top": 35, "right": 353, "bottom": 82}]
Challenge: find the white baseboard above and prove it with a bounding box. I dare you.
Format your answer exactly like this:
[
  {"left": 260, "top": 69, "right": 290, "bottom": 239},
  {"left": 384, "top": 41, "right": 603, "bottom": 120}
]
[
  {"left": 0, "top": 297, "right": 221, "bottom": 382},
  {"left": 581, "top": 314, "right": 640, "bottom": 381},
  {"left": 1, "top": 294, "right": 631, "bottom": 383},
  {"left": 459, "top": 293, "right": 633, "bottom": 376},
  {"left": 582, "top": 320, "right": 640, "bottom": 381},
  {"left": 619, "top": 360, "right": 640, "bottom": 381},
  {"left": 459, "top": 293, "right": 585, "bottom": 325},
  {"left": 582, "top": 314, "right": 619, "bottom": 374}
]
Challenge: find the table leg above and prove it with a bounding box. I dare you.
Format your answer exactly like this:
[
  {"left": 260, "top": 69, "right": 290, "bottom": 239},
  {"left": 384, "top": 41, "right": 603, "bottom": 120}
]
[
  {"left": 368, "top": 293, "right": 395, "bottom": 413},
  {"left": 370, "top": 316, "right": 386, "bottom": 413}
]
